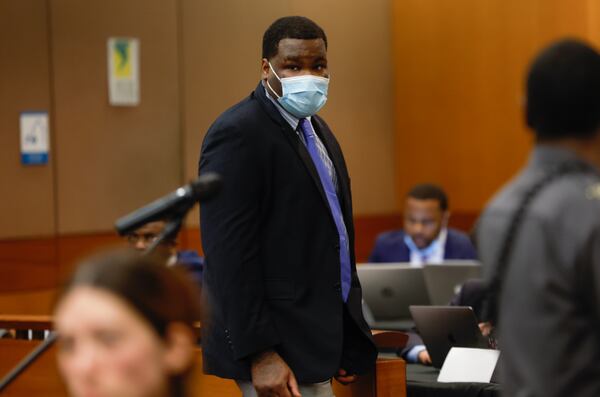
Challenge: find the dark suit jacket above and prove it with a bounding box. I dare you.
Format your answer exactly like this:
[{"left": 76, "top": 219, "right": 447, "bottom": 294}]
[
  {"left": 198, "top": 83, "right": 377, "bottom": 383},
  {"left": 368, "top": 228, "right": 477, "bottom": 263}
]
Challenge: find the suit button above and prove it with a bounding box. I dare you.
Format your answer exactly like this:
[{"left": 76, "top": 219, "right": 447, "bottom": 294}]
[{"left": 333, "top": 282, "right": 341, "bottom": 292}]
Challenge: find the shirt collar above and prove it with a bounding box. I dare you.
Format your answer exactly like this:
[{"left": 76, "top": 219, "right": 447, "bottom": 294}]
[
  {"left": 166, "top": 253, "right": 177, "bottom": 267},
  {"left": 529, "top": 144, "right": 600, "bottom": 175},
  {"left": 404, "top": 228, "right": 448, "bottom": 258},
  {"left": 263, "top": 83, "right": 311, "bottom": 131},
  {"left": 530, "top": 144, "right": 583, "bottom": 168}
]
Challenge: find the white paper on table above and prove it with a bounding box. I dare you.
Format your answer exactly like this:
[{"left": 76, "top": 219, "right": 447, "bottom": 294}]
[{"left": 437, "top": 347, "right": 500, "bottom": 383}]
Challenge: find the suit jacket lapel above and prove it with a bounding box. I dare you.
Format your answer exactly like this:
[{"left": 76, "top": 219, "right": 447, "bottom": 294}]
[{"left": 253, "top": 83, "right": 330, "bottom": 213}]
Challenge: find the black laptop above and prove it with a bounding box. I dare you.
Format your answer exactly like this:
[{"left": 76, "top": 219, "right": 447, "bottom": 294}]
[{"left": 409, "top": 305, "right": 489, "bottom": 368}]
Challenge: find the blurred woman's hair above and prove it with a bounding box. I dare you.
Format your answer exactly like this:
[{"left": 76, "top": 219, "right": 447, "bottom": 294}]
[{"left": 55, "top": 250, "right": 202, "bottom": 396}]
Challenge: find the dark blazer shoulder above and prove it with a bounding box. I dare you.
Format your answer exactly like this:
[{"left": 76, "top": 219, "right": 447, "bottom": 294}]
[
  {"left": 207, "top": 88, "right": 266, "bottom": 130},
  {"left": 446, "top": 227, "right": 472, "bottom": 242},
  {"left": 369, "top": 230, "right": 409, "bottom": 262},
  {"left": 376, "top": 229, "right": 406, "bottom": 241},
  {"left": 445, "top": 228, "right": 477, "bottom": 259}
]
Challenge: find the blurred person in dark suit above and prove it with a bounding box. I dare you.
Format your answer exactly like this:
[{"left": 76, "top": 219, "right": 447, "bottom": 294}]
[{"left": 369, "top": 184, "right": 476, "bottom": 265}]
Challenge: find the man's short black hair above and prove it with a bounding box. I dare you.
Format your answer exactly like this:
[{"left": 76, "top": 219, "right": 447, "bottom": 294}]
[
  {"left": 407, "top": 183, "right": 448, "bottom": 211},
  {"left": 262, "top": 16, "right": 327, "bottom": 60},
  {"left": 526, "top": 39, "right": 600, "bottom": 140}
]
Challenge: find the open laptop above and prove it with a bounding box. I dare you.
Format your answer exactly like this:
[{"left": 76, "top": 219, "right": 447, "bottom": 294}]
[
  {"left": 357, "top": 263, "right": 430, "bottom": 330},
  {"left": 409, "top": 305, "right": 489, "bottom": 368},
  {"left": 423, "top": 261, "right": 481, "bottom": 305}
]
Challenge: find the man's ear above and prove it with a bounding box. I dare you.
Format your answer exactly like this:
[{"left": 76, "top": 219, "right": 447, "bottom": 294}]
[
  {"left": 163, "top": 323, "right": 196, "bottom": 375},
  {"left": 261, "top": 58, "right": 270, "bottom": 81}
]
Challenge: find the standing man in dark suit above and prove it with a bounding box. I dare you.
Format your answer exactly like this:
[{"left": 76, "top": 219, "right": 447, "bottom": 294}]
[{"left": 199, "top": 16, "right": 377, "bottom": 397}]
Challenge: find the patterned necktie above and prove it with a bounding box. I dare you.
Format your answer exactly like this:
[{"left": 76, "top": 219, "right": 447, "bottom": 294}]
[{"left": 298, "top": 118, "right": 351, "bottom": 301}]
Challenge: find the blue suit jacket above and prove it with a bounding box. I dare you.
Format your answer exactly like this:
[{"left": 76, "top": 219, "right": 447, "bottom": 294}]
[
  {"left": 176, "top": 250, "right": 204, "bottom": 288},
  {"left": 368, "top": 228, "right": 477, "bottom": 263}
]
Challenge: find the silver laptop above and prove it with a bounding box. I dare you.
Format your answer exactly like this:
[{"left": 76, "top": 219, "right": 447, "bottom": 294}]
[
  {"left": 423, "top": 261, "right": 481, "bottom": 305},
  {"left": 409, "top": 305, "right": 489, "bottom": 368},
  {"left": 357, "top": 263, "right": 430, "bottom": 330}
]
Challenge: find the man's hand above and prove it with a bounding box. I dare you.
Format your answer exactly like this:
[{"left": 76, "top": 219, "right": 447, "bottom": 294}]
[
  {"left": 251, "top": 350, "right": 301, "bottom": 397},
  {"left": 478, "top": 322, "right": 493, "bottom": 337},
  {"left": 334, "top": 368, "right": 357, "bottom": 385},
  {"left": 418, "top": 350, "right": 432, "bottom": 365}
]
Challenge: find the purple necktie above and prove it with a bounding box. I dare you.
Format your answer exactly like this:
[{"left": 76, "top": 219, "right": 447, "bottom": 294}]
[{"left": 299, "top": 118, "right": 351, "bottom": 302}]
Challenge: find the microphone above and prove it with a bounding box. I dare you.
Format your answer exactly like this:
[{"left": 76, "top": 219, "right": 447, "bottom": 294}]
[{"left": 115, "top": 172, "right": 222, "bottom": 236}]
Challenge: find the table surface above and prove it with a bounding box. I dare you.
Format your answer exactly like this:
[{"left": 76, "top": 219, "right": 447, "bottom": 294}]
[{"left": 406, "top": 363, "right": 501, "bottom": 397}]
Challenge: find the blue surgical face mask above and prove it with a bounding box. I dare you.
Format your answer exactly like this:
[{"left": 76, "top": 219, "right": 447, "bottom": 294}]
[{"left": 267, "top": 62, "right": 329, "bottom": 118}]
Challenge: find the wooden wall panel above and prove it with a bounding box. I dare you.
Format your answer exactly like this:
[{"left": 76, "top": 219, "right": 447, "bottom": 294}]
[
  {"left": 56, "top": 232, "right": 124, "bottom": 277},
  {"left": 0, "top": 289, "right": 57, "bottom": 315},
  {"left": 0, "top": 238, "right": 56, "bottom": 267},
  {"left": 0, "top": 0, "right": 55, "bottom": 239},
  {"left": 391, "top": 0, "right": 592, "bottom": 214},
  {"left": 50, "top": 0, "right": 183, "bottom": 234},
  {"left": 0, "top": 232, "right": 122, "bottom": 296},
  {"left": 0, "top": 340, "right": 68, "bottom": 396},
  {"left": 0, "top": 237, "right": 58, "bottom": 292}
]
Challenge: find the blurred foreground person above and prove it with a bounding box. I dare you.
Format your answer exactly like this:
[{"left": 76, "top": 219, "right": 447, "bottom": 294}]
[
  {"left": 478, "top": 39, "right": 600, "bottom": 397},
  {"left": 54, "top": 251, "right": 201, "bottom": 397}
]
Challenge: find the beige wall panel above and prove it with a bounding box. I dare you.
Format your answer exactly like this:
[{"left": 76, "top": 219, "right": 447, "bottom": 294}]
[
  {"left": 392, "top": 0, "right": 590, "bottom": 213},
  {"left": 290, "top": 0, "right": 398, "bottom": 215},
  {"left": 50, "top": 0, "right": 182, "bottom": 234},
  {"left": 0, "top": 0, "right": 55, "bottom": 238},
  {"left": 588, "top": 0, "right": 600, "bottom": 45},
  {"left": 181, "top": 0, "right": 292, "bottom": 226}
]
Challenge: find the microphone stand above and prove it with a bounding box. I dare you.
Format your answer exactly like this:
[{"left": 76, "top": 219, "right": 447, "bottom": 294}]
[
  {"left": 144, "top": 213, "right": 185, "bottom": 255},
  {"left": 0, "top": 332, "right": 57, "bottom": 392}
]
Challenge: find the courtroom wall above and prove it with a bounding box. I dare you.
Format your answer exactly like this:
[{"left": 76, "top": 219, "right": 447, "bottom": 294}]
[
  {"left": 0, "top": 0, "right": 397, "bottom": 239},
  {"left": 0, "top": 1, "right": 55, "bottom": 239},
  {"left": 5, "top": 0, "right": 600, "bottom": 313},
  {"left": 391, "top": 0, "right": 595, "bottom": 214},
  {"left": 0, "top": 0, "right": 397, "bottom": 308}
]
